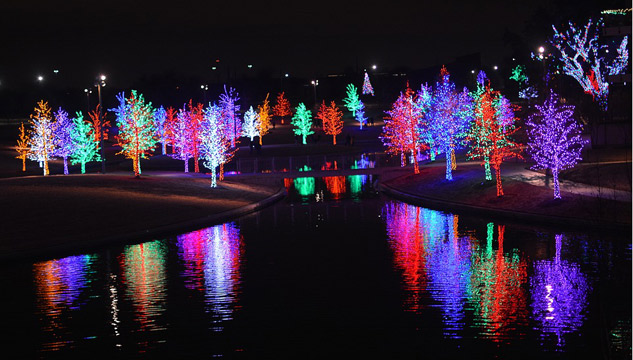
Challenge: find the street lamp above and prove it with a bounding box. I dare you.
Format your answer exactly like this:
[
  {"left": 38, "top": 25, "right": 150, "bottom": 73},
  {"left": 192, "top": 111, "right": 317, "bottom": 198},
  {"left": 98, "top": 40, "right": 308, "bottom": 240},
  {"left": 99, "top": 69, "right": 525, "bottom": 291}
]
[
  {"left": 95, "top": 74, "right": 107, "bottom": 173},
  {"left": 37, "top": 75, "right": 44, "bottom": 82},
  {"left": 493, "top": 65, "right": 498, "bottom": 70},
  {"left": 372, "top": 64, "right": 377, "bottom": 70},
  {"left": 201, "top": 84, "right": 208, "bottom": 103},
  {"left": 311, "top": 80, "right": 318, "bottom": 106}
]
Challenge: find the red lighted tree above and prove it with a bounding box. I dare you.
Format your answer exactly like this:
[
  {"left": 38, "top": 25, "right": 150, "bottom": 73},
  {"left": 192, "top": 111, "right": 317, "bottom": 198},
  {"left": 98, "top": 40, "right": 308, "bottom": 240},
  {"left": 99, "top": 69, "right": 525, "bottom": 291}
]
[
  {"left": 317, "top": 101, "right": 344, "bottom": 145},
  {"left": 273, "top": 91, "right": 292, "bottom": 124},
  {"left": 382, "top": 84, "right": 425, "bottom": 174},
  {"left": 165, "top": 106, "right": 177, "bottom": 153},
  {"left": 187, "top": 100, "right": 204, "bottom": 173},
  {"left": 466, "top": 83, "right": 523, "bottom": 197}
]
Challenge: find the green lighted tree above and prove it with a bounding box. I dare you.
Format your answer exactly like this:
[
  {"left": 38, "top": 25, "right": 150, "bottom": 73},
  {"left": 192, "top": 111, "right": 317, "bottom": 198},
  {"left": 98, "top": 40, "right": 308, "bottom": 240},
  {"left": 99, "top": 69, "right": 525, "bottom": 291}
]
[
  {"left": 343, "top": 84, "right": 362, "bottom": 117},
  {"left": 291, "top": 103, "right": 314, "bottom": 145},
  {"left": 70, "top": 112, "right": 101, "bottom": 174}
]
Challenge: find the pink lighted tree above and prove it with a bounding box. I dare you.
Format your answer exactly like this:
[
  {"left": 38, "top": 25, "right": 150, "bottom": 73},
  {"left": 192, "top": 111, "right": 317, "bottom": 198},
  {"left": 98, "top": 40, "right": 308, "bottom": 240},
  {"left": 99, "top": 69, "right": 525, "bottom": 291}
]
[{"left": 526, "top": 90, "right": 587, "bottom": 199}]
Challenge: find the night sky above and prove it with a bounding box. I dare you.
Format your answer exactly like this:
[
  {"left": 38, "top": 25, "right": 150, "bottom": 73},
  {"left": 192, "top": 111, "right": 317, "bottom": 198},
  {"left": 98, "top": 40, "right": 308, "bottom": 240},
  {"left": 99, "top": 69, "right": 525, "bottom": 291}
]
[{"left": 1, "top": 0, "right": 617, "bottom": 92}]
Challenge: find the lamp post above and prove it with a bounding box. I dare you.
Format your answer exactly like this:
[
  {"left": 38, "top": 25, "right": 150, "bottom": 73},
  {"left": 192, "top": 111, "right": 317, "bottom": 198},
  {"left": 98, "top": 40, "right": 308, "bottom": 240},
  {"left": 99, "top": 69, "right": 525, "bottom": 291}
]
[
  {"left": 311, "top": 80, "right": 318, "bottom": 107},
  {"left": 96, "top": 74, "right": 107, "bottom": 173}
]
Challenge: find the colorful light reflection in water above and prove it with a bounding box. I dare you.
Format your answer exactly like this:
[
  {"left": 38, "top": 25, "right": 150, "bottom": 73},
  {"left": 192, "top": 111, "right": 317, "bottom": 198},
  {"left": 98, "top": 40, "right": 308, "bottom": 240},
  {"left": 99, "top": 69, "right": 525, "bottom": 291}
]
[
  {"left": 34, "top": 254, "right": 95, "bottom": 351},
  {"left": 119, "top": 240, "right": 167, "bottom": 333},
  {"left": 382, "top": 201, "right": 581, "bottom": 345},
  {"left": 177, "top": 222, "right": 243, "bottom": 330},
  {"left": 530, "top": 234, "right": 591, "bottom": 347}
]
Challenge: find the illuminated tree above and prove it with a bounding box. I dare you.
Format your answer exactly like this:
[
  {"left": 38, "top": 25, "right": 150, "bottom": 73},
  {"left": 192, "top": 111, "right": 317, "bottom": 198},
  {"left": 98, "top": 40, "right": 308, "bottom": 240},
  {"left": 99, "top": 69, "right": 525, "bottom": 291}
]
[
  {"left": 111, "top": 91, "right": 157, "bottom": 177},
  {"left": 27, "top": 101, "right": 56, "bottom": 176},
  {"left": 201, "top": 104, "right": 233, "bottom": 187},
  {"left": 165, "top": 106, "right": 177, "bottom": 153},
  {"left": 317, "top": 101, "right": 344, "bottom": 145},
  {"left": 291, "top": 103, "right": 314, "bottom": 145},
  {"left": 171, "top": 105, "right": 194, "bottom": 173},
  {"left": 509, "top": 65, "right": 537, "bottom": 100},
  {"left": 70, "top": 112, "right": 101, "bottom": 174},
  {"left": 526, "top": 90, "right": 587, "bottom": 199},
  {"left": 343, "top": 83, "right": 362, "bottom": 118},
  {"left": 52, "top": 108, "right": 74, "bottom": 175},
  {"left": 257, "top": 93, "right": 272, "bottom": 145},
  {"left": 382, "top": 84, "right": 425, "bottom": 173},
  {"left": 242, "top": 106, "right": 261, "bottom": 142},
  {"left": 15, "top": 123, "right": 30, "bottom": 172},
  {"left": 551, "top": 18, "right": 629, "bottom": 110},
  {"left": 188, "top": 101, "right": 204, "bottom": 173},
  {"left": 219, "top": 85, "right": 241, "bottom": 147},
  {"left": 272, "top": 91, "right": 292, "bottom": 124},
  {"left": 88, "top": 104, "right": 110, "bottom": 144},
  {"left": 415, "top": 83, "right": 436, "bottom": 161},
  {"left": 427, "top": 67, "right": 473, "bottom": 180},
  {"left": 154, "top": 106, "right": 168, "bottom": 155},
  {"left": 355, "top": 100, "right": 368, "bottom": 130},
  {"left": 362, "top": 70, "right": 374, "bottom": 96},
  {"left": 87, "top": 104, "right": 110, "bottom": 172},
  {"left": 466, "top": 75, "right": 523, "bottom": 196}
]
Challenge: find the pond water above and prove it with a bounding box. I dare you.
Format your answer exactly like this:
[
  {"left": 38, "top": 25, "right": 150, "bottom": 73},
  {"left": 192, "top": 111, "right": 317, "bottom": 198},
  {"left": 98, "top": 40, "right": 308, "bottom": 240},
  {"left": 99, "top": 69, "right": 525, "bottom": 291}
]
[{"left": 0, "top": 175, "right": 630, "bottom": 359}]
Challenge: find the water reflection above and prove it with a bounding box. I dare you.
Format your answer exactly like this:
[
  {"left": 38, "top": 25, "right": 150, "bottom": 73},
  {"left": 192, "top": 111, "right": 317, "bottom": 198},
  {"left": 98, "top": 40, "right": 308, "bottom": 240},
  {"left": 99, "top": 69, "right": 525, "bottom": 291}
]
[
  {"left": 119, "top": 240, "right": 167, "bottom": 333},
  {"left": 383, "top": 201, "right": 589, "bottom": 345},
  {"left": 34, "top": 254, "right": 96, "bottom": 351},
  {"left": 530, "top": 234, "right": 591, "bottom": 347},
  {"left": 177, "top": 222, "right": 243, "bottom": 330}
]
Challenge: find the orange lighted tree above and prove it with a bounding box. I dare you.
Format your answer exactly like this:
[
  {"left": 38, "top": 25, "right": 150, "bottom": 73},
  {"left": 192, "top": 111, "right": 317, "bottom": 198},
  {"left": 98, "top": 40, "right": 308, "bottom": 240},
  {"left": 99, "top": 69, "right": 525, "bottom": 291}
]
[
  {"left": 317, "top": 101, "right": 344, "bottom": 145},
  {"left": 257, "top": 93, "right": 272, "bottom": 145},
  {"left": 88, "top": 104, "right": 110, "bottom": 143},
  {"left": 15, "top": 123, "right": 30, "bottom": 171},
  {"left": 273, "top": 91, "right": 292, "bottom": 124}
]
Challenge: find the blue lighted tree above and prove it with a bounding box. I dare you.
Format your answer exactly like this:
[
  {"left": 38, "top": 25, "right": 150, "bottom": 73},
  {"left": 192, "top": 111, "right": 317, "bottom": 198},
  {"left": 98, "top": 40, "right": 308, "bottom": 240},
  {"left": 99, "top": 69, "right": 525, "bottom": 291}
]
[
  {"left": 427, "top": 67, "right": 473, "bottom": 180},
  {"left": 154, "top": 106, "right": 168, "bottom": 155}
]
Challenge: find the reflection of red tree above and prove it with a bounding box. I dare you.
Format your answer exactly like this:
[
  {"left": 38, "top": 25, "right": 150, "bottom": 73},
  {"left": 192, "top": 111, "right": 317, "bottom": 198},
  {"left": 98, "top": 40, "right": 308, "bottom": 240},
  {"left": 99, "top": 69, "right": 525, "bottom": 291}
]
[
  {"left": 384, "top": 204, "right": 428, "bottom": 312},
  {"left": 323, "top": 176, "right": 346, "bottom": 199}
]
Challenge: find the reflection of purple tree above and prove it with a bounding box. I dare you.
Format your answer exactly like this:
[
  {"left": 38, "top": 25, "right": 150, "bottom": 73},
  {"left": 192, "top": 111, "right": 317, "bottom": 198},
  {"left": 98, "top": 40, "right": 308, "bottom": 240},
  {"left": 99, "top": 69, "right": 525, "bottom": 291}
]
[
  {"left": 530, "top": 234, "right": 591, "bottom": 347},
  {"left": 177, "top": 222, "right": 243, "bottom": 327}
]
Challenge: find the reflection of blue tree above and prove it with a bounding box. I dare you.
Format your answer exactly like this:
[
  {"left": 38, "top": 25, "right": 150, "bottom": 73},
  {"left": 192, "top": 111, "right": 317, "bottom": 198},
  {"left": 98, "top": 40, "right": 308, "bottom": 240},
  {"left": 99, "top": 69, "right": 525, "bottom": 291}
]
[{"left": 530, "top": 234, "right": 591, "bottom": 347}]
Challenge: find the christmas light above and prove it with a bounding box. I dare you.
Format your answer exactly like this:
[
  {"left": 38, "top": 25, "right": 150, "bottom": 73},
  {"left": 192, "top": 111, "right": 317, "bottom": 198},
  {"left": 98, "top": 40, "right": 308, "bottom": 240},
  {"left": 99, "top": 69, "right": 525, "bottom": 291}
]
[
  {"left": 171, "top": 105, "right": 194, "bottom": 173},
  {"left": 526, "top": 90, "right": 587, "bottom": 199},
  {"left": 291, "top": 103, "right": 314, "bottom": 145},
  {"left": 241, "top": 106, "right": 261, "bottom": 142},
  {"left": 27, "top": 100, "right": 56, "bottom": 176},
  {"left": 154, "top": 106, "right": 168, "bottom": 155},
  {"left": 382, "top": 84, "right": 425, "bottom": 173},
  {"left": 272, "top": 91, "right": 292, "bottom": 124},
  {"left": 110, "top": 91, "right": 157, "bottom": 177},
  {"left": 257, "top": 93, "right": 272, "bottom": 145},
  {"left": 87, "top": 104, "right": 110, "bottom": 144},
  {"left": 509, "top": 65, "right": 537, "bottom": 99},
  {"left": 316, "top": 101, "right": 344, "bottom": 145},
  {"left": 362, "top": 70, "right": 375, "bottom": 96},
  {"left": 201, "top": 104, "right": 233, "bottom": 187},
  {"left": 551, "top": 18, "right": 629, "bottom": 110},
  {"left": 466, "top": 73, "right": 523, "bottom": 195},
  {"left": 15, "top": 122, "right": 30, "bottom": 172},
  {"left": 69, "top": 112, "right": 101, "bottom": 174},
  {"left": 52, "top": 108, "right": 73, "bottom": 175},
  {"left": 219, "top": 85, "right": 241, "bottom": 147},
  {"left": 427, "top": 67, "right": 473, "bottom": 180},
  {"left": 342, "top": 84, "right": 362, "bottom": 119}
]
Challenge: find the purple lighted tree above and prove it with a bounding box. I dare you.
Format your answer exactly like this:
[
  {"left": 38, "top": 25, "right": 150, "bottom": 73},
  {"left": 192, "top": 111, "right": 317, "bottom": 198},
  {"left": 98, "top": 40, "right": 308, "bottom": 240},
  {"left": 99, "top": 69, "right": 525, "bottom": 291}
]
[
  {"left": 53, "top": 108, "right": 74, "bottom": 175},
  {"left": 154, "top": 106, "right": 168, "bottom": 155},
  {"left": 219, "top": 85, "right": 241, "bottom": 147},
  {"left": 526, "top": 90, "right": 587, "bottom": 199}
]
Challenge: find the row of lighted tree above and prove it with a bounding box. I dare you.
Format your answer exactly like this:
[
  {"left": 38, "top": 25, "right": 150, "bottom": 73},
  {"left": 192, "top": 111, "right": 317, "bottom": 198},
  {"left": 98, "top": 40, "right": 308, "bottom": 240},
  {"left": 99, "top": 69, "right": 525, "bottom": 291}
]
[{"left": 381, "top": 67, "right": 586, "bottom": 199}]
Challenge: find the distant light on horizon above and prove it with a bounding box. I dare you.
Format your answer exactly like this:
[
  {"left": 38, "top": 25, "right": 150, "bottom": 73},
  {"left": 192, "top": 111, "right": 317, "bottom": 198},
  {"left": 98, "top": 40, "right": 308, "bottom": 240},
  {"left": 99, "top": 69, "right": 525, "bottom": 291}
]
[
  {"left": 247, "top": 64, "right": 253, "bottom": 68},
  {"left": 37, "top": 75, "right": 44, "bottom": 82},
  {"left": 284, "top": 73, "right": 289, "bottom": 77},
  {"left": 53, "top": 69, "right": 59, "bottom": 74},
  {"left": 372, "top": 64, "right": 377, "bottom": 70},
  {"left": 493, "top": 65, "right": 498, "bottom": 70}
]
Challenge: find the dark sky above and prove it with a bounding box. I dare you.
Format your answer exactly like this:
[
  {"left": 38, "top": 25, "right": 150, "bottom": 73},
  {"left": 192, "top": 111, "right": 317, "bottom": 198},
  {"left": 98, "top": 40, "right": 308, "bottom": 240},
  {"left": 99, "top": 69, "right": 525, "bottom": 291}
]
[{"left": 0, "top": 0, "right": 622, "bottom": 90}]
